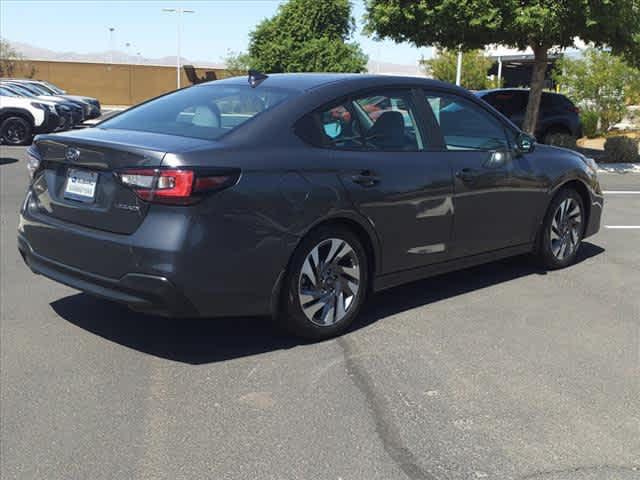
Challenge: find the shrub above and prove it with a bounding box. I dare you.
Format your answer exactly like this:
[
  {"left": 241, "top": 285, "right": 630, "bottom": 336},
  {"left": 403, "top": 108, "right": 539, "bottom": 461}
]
[
  {"left": 580, "top": 110, "right": 600, "bottom": 138},
  {"left": 554, "top": 49, "right": 640, "bottom": 132},
  {"left": 603, "top": 136, "right": 640, "bottom": 163}
]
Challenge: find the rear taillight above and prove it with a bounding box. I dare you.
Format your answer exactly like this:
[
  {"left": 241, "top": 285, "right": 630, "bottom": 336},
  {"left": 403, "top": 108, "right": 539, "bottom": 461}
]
[
  {"left": 116, "top": 168, "right": 236, "bottom": 205},
  {"left": 26, "top": 145, "right": 42, "bottom": 179}
]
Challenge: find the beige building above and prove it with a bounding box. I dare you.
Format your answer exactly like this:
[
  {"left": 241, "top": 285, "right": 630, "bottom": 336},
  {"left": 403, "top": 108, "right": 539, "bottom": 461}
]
[{"left": 11, "top": 59, "right": 228, "bottom": 106}]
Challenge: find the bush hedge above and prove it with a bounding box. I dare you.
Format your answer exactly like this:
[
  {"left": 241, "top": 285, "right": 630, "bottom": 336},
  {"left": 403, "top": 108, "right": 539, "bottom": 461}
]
[{"left": 603, "top": 136, "right": 640, "bottom": 163}]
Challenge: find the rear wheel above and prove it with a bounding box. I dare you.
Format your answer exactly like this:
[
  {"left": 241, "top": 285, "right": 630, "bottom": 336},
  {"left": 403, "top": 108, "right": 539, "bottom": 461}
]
[
  {"left": 536, "top": 188, "right": 585, "bottom": 269},
  {"left": 280, "top": 226, "right": 369, "bottom": 340},
  {"left": 0, "top": 116, "right": 33, "bottom": 146},
  {"left": 542, "top": 127, "right": 575, "bottom": 146}
]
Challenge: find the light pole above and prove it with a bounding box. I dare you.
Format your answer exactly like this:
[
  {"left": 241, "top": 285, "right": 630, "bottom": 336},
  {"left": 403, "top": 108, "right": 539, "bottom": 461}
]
[
  {"left": 162, "top": 7, "right": 195, "bottom": 89},
  {"left": 108, "top": 27, "right": 115, "bottom": 64},
  {"left": 455, "top": 49, "right": 463, "bottom": 86}
]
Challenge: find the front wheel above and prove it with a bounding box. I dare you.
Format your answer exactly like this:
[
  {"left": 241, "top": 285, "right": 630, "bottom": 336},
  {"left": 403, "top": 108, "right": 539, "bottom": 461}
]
[
  {"left": 0, "top": 116, "right": 33, "bottom": 146},
  {"left": 280, "top": 227, "right": 369, "bottom": 340},
  {"left": 536, "top": 189, "right": 585, "bottom": 269}
]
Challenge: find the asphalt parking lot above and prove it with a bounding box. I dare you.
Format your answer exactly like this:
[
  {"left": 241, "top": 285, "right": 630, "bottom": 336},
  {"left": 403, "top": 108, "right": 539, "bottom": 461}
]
[{"left": 1, "top": 145, "right": 638, "bottom": 480}]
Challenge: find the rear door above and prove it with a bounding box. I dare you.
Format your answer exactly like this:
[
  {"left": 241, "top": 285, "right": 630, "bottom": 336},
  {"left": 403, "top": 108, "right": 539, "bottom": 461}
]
[
  {"left": 32, "top": 129, "right": 211, "bottom": 234},
  {"left": 423, "top": 91, "right": 545, "bottom": 257},
  {"left": 313, "top": 88, "right": 454, "bottom": 274}
]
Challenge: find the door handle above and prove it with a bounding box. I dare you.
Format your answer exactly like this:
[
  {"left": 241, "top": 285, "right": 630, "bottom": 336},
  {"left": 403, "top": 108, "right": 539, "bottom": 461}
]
[
  {"left": 456, "top": 168, "right": 478, "bottom": 182},
  {"left": 351, "top": 171, "right": 380, "bottom": 187}
]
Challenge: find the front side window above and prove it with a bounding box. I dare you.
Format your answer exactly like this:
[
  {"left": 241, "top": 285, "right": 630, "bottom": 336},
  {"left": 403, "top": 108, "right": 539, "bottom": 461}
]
[
  {"left": 426, "top": 93, "right": 509, "bottom": 151},
  {"left": 308, "top": 90, "right": 424, "bottom": 151},
  {"left": 100, "top": 84, "right": 296, "bottom": 140}
]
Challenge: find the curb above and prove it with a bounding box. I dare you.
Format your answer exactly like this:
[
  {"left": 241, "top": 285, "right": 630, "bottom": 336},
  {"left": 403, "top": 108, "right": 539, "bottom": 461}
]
[{"left": 597, "top": 163, "right": 640, "bottom": 174}]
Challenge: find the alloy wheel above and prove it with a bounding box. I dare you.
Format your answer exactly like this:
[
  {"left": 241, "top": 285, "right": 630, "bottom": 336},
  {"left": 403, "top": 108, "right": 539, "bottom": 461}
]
[
  {"left": 4, "top": 120, "right": 27, "bottom": 144},
  {"left": 298, "top": 238, "right": 361, "bottom": 327},
  {"left": 550, "top": 198, "right": 582, "bottom": 261}
]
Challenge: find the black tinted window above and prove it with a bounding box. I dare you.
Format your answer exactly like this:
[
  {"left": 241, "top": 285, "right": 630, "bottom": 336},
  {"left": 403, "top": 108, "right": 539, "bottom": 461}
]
[
  {"left": 426, "top": 93, "right": 508, "bottom": 151},
  {"left": 100, "top": 84, "right": 295, "bottom": 140},
  {"left": 482, "top": 91, "right": 526, "bottom": 116},
  {"left": 300, "top": 91, "right": 424, "bottom": 151}
]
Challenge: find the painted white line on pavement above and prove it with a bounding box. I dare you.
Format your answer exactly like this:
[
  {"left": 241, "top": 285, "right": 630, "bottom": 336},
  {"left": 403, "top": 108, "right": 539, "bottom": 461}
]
[
  {"left": 603, "top": 191, "right": 640, "bottom": 194},
  {"left": 605, "top": 226, "right": 640, "bottom": 229}
]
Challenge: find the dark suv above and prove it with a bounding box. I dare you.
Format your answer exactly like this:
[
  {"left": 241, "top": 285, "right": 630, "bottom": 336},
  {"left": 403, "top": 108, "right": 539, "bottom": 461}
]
[{"left": 476, "top": 89, "right": 582, "bottom": 143}]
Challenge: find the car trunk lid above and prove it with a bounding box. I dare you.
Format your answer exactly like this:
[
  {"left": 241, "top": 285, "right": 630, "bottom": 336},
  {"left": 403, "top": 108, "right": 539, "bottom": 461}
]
[{"left": 32, "top": 128, "right": 213, "bottom": 234}]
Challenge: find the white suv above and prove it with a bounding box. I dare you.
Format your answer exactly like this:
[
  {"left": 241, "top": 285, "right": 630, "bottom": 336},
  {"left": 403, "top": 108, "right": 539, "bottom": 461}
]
[{"left": 0, "top": 91, "right": 61, "bottom": 145}]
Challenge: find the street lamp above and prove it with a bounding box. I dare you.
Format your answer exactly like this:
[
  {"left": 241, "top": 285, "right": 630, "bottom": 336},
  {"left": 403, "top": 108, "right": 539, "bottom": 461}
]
[
  {"left": 108, "top": 27, "right": 115, "bottom": 64},
  {"left": 162, "top": 7, "right": 195, "bottom": 89}
]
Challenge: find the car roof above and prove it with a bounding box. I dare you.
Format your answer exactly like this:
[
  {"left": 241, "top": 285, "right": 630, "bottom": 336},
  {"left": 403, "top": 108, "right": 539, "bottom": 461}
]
[
  {"left": 197, "top": 73, "right": 459, "bottom": 92},
  {"left": 476, "top": 88, "right": 567, "bottom": 98}
]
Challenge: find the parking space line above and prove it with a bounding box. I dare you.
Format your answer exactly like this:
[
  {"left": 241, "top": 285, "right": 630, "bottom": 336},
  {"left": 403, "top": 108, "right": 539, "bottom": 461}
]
[
  {"left": 605, "top": 226, "right": 640, "bottom": 229},
  {"left": 603, "top": 191, "right": 640, "bottom": 195}
]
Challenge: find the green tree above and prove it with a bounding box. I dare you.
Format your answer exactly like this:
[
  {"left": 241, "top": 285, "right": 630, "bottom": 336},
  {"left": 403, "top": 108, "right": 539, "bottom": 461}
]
[
  {"left": 423, "top": 49, "right": 492, "bottom": 90},
  {"left": 365, "top": 0, "right": 640, "bottom": 135},
  {"left": 223, "top": 50, "right": 252, "bottom": 75},
  {"left": 554, "top": 49, "right": 640, "bottom": 132},
  {"left": 245, "top": 0, "right": 368, "bottom": 73}
]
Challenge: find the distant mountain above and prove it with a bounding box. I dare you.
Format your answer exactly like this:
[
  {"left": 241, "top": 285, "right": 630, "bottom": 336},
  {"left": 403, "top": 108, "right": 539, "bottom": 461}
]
[
  {"left": 10, "top": 40, "right": 423, "bottom": 75},
  {"left": 10, "top": 40, "right": 224, "bottom": 68}
]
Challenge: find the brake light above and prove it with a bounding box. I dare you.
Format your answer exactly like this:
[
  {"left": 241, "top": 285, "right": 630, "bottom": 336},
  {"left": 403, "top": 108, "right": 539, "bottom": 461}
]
[{"left": 117, "top": 168, "right": 235, "bottom": 205}]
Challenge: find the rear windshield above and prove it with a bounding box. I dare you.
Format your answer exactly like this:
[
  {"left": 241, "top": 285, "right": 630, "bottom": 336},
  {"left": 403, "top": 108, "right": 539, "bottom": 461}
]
[{"left": 99, "top": 84, "right": 297, "bottom": 140}]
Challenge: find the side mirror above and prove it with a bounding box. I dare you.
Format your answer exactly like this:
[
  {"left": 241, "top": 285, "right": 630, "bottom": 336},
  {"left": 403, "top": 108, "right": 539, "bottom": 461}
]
[{"left": 516, "top": 133, "right": 536, "bottom": 154}]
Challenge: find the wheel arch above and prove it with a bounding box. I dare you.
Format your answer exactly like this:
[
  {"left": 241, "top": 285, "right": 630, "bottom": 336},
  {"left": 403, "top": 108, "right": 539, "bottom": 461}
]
[
  {"left": 269, "top": 212, "right": 382, "bottom": 319},
  {"left": 541, "top": 123, "right": 572, "bottom": 138},
  {"left": 549, "top": 178, "right": 592, "bottom": 234},
  {"left": 0, "top": 108, "right": 35, "bottom": 127}
]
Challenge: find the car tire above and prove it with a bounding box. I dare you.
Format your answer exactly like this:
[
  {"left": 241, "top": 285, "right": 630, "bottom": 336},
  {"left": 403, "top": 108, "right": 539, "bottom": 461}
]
[
  {"left": 279, "top": 226, "right": 369, "bottom": 340},
  {"left": 542, "top": 128, "right": 574, "bottom": 146},
  {"left": 536, "top": 188, "right": 585, "bottom": 270},
  {"left": 0, "top": 116, "right": 33, "bottom": 146}
]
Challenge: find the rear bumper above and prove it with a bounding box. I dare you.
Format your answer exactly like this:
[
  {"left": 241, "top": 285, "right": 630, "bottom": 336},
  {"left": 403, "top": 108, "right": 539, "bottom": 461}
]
[
  {"left": 17, "top": 186, "right": 285, "bottom": 318},
  {"left": 18, "top": 233, "right": 198, "bottom": 317}
]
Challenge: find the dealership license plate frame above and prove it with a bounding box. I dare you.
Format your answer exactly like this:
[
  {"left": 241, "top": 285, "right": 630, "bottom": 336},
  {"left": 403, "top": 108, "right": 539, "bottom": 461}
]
[{"left": 64, "top": 168, "right": 99, "bottom": 203}]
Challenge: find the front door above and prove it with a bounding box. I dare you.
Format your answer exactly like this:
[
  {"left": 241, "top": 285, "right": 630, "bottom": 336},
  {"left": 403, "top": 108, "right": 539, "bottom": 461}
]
[{"left": 423, "top": 91, "right": 546, "bottom": 257}]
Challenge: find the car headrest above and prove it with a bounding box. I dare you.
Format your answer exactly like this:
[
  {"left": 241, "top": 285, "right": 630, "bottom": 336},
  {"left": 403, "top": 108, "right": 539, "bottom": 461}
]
[
  {"left": 367, "top": 110, "right": 405, "bottom": 148},
  {"left": 192, "top": 104, "right": 221, "bottom": 128}
]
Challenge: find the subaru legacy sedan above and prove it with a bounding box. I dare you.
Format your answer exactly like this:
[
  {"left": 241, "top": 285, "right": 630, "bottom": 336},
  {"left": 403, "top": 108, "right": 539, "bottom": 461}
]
[{"left": 18, "top": 73, "right": 603, "bottom": 340}]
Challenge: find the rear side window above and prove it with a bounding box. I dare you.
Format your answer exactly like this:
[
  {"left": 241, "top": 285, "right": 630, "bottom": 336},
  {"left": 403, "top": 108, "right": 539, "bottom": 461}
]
[
  {"left": 426, "top": 93, "right": 509, "bottom": 151},
  {"left": 298, "top": 90, "right": 424, "bottom": 152},
  {"left": 482, "top": 91, "right": 526, "bottom": 116},
  {"left": 100, "top": 84, "right": 295, "bottom": 140}
]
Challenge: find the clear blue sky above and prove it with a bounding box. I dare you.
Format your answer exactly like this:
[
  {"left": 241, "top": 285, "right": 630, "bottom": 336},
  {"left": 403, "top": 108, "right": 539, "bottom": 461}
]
[{"left": 1, "top": 0, "right": 433, "bottom": 66}]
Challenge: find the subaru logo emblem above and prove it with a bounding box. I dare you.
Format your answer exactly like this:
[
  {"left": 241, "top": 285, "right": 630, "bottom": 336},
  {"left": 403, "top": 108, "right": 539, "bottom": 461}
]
[{"left": 65, "top": 147, "right": 80, "bottom": 162}]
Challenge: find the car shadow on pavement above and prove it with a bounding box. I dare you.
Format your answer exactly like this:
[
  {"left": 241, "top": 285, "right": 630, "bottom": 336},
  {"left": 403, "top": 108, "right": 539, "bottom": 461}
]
[
  {"left": 50, "top": 242, "right": 604, "bottom": 365},
  {"left": 0, "top": 157, "right": 19, "bottom": 166}
]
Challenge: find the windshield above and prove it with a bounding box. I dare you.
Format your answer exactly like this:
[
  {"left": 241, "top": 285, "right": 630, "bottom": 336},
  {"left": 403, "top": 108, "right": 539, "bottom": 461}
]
[
  {"left": 99, "top": 84, "right": 296, "bottom": 140},
  {"left": 3, "top": 84, "right": 36, "bottom": 97},
  {"left": 0, "top": 87, "right": 18, "bottom": 97},
  {"left": 24, "top": 83, "right": 51, "bottom": 95},
  {"left": 42, "top": 81, "right": 64, "bottom": 94}
]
